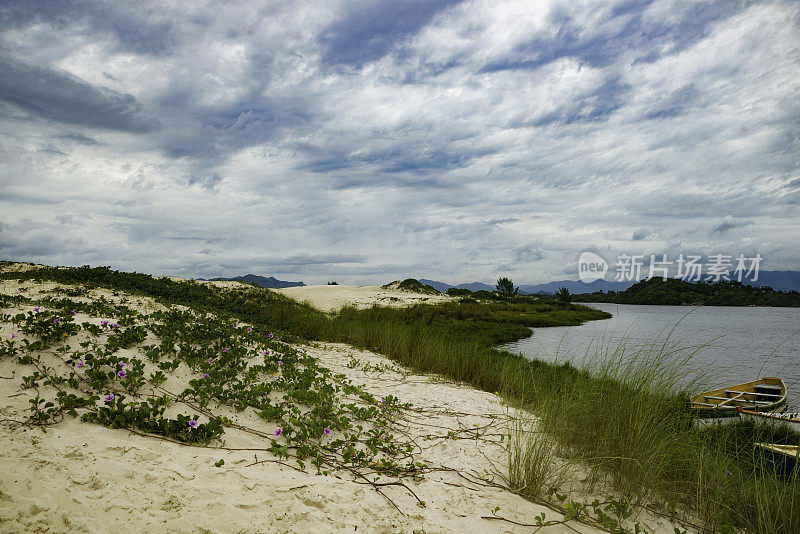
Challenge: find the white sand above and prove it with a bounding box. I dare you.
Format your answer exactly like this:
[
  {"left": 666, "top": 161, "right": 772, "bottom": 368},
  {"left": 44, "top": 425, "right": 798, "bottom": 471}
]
[
  {"left": 0, "top": 269, "right": 684, "bottom": 533},
  {"left": 273, "top": 285, "right": 452, "bottom": 313}
]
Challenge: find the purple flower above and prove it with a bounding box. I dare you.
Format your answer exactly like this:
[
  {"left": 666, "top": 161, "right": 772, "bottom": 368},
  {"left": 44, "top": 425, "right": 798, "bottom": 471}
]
[
  {"left": 726, "top": 469, "right": 733, "bottom": 477},
  {"left": 115, "top": 309, "right": 120, "bottom": 313},
  {"left": 277, "top": 360, "right": 283, "bottom": 366},
  {"left": 70, "top": 310, "right": 76, "bottom": 315},
  {"left": 274, "top": 427, "right": 282, "bottom": 436},
  {"left": 101, "top": 320, "right": 109, "bottom": 326},
  {"left": 263, "top": 350, "right": 269, "bottom": 355},
  {"left": 118, "top": 370, "right": 127, "bottom": 378},
  {"left": 169, "top": 310, "right": 174, "bottom": 314},
  {"left": 189, "top": 419, "right": 199, "bottom": 429},
  {"left": 210, "top": 359, "right": 217, "bottom": 364},
  {"left": 104, "top": 394, "right": 114, "bottom": 402},
  {"left": 118, "top": 362, "right": 127, "bottom": 367},
  {"left": 111, "top": 323, "right": 119, "bottom": 328},
  {"left": 223, "top": 347, "right": 230, "bottom": 353},
  {"left": 33, "top": 307, "right": 40, "bottom": 312},
  {"left": 324, "top": 427, "right": 332, "bottom": 435},
  {"left": 201, "top": 373, "right": 209, "bottom": 379},
  {"left": 77, "top": 361, "right": 84, "bottom": 368},
  {"left": 247, "top": 327, "right": 253, "bottom": 332},
  {"left": 269, "top": 333, "right": 274, "bottom": 339},
  {"left": 54, "top": 317, "right": 61, "bottom": 324},
  {"left": 11, "top": 333, "right": 17, "bottom": 339}
]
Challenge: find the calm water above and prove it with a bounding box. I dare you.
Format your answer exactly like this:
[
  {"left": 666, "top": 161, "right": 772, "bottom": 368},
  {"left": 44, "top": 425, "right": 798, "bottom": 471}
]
[{"left": 500, "top": 303, "right": 800, "bottom": 410}]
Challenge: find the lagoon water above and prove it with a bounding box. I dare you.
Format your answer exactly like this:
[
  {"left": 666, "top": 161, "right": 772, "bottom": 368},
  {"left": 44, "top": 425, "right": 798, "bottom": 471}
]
[{"left": 500, "top": 303, "right": 800, "bottom": 410}]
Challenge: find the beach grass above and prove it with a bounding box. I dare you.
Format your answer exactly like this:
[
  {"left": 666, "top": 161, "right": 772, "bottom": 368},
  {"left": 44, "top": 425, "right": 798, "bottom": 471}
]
[
  {"left": 5, "top": 264, "right": 799, "bottom": 532},
  {"left": 513, "top": 334, "right": 799, "bottom": 533}
]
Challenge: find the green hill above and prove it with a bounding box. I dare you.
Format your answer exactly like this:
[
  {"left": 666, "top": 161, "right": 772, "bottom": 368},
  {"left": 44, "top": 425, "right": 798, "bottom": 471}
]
[{"left": 573, "top": 277, "right": 800, "bottom": 306}]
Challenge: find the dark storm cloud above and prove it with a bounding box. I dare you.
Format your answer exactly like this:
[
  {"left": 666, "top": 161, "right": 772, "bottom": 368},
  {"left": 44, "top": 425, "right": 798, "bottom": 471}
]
[
  {"left": 0, "top": 58, "right": 159, "bottom": 132},
  {"left": 319, "top": 0, "right": 465, "bottom": 68},
  {"left": 0, "top": 0, "right": 176, "bottom": 55}
]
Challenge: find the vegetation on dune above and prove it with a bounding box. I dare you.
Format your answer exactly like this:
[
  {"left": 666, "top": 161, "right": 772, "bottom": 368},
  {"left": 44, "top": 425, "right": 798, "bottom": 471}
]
[
  {"left": 574, "top": 277, "right": 800, "bottom": 307},
  {"left": 2, "top": 264, "right": 798, "bottom": 532},
  {"left": 381, "top": 278, "right": 440, "bottom": 295}
]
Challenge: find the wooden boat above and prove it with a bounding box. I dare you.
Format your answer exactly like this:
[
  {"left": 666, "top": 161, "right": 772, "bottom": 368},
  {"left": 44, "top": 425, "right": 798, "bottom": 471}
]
[
  {"left": 738, "top": 407, "right": 800, "bottom": 433},
  {"left": 754, "top": 443, "right": 799, "bottom": 474},
  {"left": 691, "top": 377, "right": 787, "bottom": 420}
]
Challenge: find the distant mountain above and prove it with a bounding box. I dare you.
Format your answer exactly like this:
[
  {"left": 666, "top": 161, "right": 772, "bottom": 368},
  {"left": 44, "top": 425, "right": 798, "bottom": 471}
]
[
  {"left": 519, "top": 279, "right": 636, "bottom": 295},
  {"left": 200, "top": 274, "right": 305, "bottom": 289},
  {"left": 744, "top": 270, "right": 800, "bottom": 292},
  {"left": 418, "top": 279, "right": 496, "bottom": 292},
  {"left": 454, "top": 282, "right": 496, "bottom": 292},
  {"left": 421, "top": 270, "right": 800, "bottom": 295},
  {"left": 418, "top": 279, "right": 452, "bottom": 292}
]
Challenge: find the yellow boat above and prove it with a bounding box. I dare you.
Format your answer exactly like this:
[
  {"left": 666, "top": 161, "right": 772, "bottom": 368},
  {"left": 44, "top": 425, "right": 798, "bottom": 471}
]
[{"left": 691, "top": 377, "right": 787, "bottom": 420}]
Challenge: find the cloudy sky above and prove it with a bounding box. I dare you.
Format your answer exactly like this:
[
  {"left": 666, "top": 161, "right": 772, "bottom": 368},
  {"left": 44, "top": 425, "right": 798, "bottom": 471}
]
[{"left": 0, "top": 1, "right": 798, "bottom": 284}]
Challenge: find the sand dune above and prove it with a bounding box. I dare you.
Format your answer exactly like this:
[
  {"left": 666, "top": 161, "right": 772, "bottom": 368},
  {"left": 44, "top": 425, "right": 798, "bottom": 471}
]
[
  {"left": 0, "top": 271, "right": 681, "bottom": 533},
  {"left": 273, "top": 284, "right": 452, "bottom": 313}
]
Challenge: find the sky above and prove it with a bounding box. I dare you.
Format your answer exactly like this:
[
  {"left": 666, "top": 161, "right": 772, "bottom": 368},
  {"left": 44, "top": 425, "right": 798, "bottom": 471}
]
[{"left": 0, "top": 0, "right": 798, "bottom": 285}]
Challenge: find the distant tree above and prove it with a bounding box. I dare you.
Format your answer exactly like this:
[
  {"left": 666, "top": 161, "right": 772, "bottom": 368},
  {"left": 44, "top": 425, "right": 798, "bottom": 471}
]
[
  {"left": 495, "top": 277, "right": 518, "bottom": 298},
  {"left": 327, "top": 281, "right": 338, "bottom": 285},
  {"left": 555, "top": 287, "right": 571, "bottom": 303}
]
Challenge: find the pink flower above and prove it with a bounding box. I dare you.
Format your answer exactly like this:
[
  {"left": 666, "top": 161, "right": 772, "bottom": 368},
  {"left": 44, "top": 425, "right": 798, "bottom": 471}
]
[
  {"left": 104, "top": 394, "right": 114, "bottom": 402},
  {"left": 324, "top": 427, "right": 332, "bottom": 435},
  {"left": 247, "top": 327, "right": 253, "bottom": 332},
  {"left": 201, "top": 373, "right": 209, "bottom": 379},
  {"left": 189, "top": 419, "right": 199, "bottom": 429},
  {"left": 118, "top": 362, "right": 126, "bottom": 367},
  {"left": 33, "top": 307, "right": 40, "bottom": 312},
  {"left": 77, "top": 361, "right": 84, "bottom": 368},
  {"left": 118, "top": 370, "right": 126, "bottom": 378},
  {"left": 274, "top": 427, "right": 282, "bottom": 436},
  {"left": 11, "top": 333, "right": 17, "bottom": 339},
  {"left": 223, "top": 347, "right": 230, "bottom": 353},
  {"left": 269, "top": 333, "right": 274, "bottom": 339}
]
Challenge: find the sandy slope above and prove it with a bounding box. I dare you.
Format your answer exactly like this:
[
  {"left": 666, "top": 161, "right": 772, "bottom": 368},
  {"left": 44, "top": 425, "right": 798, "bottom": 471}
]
[
  {"left": 0, "top": 271, "right": 682, "bottom": 533},
  {"left": 273, "top": 285, "right": 452, "bottom": 313}
]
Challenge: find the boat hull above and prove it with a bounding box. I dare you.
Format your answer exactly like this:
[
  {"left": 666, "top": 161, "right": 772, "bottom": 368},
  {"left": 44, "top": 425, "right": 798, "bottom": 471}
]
[
  {"left": 739, "top": 408, "right": 800, "bottom": 433},
  {"left": 755, "top": 443, "right": 799, "bottom": 475}
]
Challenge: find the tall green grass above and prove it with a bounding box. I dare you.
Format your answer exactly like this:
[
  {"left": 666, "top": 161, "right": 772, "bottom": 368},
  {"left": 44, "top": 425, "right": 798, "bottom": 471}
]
[{"left": 518, "top": 332, "right": 799, "bottom": 533}]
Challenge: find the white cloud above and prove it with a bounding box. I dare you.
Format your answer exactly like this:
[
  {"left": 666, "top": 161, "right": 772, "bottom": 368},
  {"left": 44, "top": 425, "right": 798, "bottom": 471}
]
[{"left": 0, "top": 0, "right": 797, "bottom": 284}]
